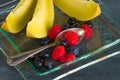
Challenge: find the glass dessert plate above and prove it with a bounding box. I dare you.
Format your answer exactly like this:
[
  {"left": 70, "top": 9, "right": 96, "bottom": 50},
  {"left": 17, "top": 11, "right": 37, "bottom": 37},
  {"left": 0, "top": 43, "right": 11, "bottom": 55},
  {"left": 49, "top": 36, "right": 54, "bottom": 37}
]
[{"left": 0, "top": 0, "right": 120, "bottom": 79}]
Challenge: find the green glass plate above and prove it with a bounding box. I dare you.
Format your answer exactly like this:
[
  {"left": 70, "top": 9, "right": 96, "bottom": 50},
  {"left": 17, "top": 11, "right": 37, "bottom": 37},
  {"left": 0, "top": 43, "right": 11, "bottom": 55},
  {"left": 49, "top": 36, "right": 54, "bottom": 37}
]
[{"left": 0, "top": 0, "right": 120, "bottom": 79}]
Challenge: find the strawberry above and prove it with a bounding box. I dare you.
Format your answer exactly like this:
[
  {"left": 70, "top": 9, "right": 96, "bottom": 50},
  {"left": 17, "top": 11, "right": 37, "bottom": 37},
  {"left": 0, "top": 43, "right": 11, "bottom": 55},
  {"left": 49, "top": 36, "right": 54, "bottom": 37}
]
[
  {"left": 81, "top": 24, "right": 93, "bottom": 39},
  {"left": 51, "top": 46, "right": 65, "bottom": 60},
  {"left": 48, "top": 24, "right": 62, "bottom": 39},
  {"left": 64, "top": 31, "right": 79, "bottom": 46},
  {"left": 60, "top": 53, "right": 76, "bottom": 63}
]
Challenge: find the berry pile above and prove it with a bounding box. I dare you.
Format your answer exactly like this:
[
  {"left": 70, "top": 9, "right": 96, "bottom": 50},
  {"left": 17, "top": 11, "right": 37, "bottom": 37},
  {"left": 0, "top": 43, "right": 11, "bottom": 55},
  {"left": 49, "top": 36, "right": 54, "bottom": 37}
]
[{"left": 28, "top": 18, "right": 94, "bottom": 70}]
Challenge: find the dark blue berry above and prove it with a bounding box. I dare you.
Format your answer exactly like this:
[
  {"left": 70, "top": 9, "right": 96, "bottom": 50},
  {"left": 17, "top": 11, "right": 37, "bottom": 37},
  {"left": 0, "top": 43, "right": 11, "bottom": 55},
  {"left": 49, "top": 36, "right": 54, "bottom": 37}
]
[
  {"left": 67, "top": 17, "right": 77, "bottom": 25},
  {"left": 72, "top": 23, "right": 81, "bottom": 28},
  {"left": 38, "top": 48, "right": 51, "bottom": 59},
  {"left": 43, "top": 58, "right": 55, "bottom": 69},
  {"left": 85, "top": 21, "right": 93, "bottom": 28},
  {"left": 38, "top": 59, "right": 44, "bottom": 63},
  {"left": 33, "top": 60, "right": 43, "bottom": 68},
  {"left": 66, "top": 46, "right": 79, "bottom": 55},
  {"left": 28, "top": 55, "right": 35, "bottom": 61},
  {"left": 38, "top": 47, "right": 55, "bottom": 59},
  {"left": 44, "top": 53, "right": 50, "bottom": 58},
  {"left": 60, "top": 39, "right": 69, "bottom": 47},
  {"left": 62, "top": 23, "right": 71, "bottom": 30},
  {"left": 40, "top": 36, "right": 51, "bottom": 45}
]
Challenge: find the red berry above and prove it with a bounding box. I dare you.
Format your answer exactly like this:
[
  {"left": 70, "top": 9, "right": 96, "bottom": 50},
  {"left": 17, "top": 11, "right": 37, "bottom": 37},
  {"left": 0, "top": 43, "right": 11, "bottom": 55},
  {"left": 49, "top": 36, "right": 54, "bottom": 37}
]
[
  {"left": 64, "top": 31, "right": 79, "bottom": 46},
  {"left": 81, "top": 24, "right": 92, "bottom": 39},
  {"left": 60, "top": 53, "right": 76, "bottom": 63},
  {"left": 48, "top": 24, "right": 62, "bottom": 39},
  {"left": 51, "top": 46, "right": 65, "bottom": 60}
]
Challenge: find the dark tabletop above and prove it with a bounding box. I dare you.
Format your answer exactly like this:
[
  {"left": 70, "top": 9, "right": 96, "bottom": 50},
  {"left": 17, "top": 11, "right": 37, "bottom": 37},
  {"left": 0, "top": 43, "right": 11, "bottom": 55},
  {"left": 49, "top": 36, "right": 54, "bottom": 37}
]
[{"left": 0, "top": 0, "right": 120, "bottom": 80}]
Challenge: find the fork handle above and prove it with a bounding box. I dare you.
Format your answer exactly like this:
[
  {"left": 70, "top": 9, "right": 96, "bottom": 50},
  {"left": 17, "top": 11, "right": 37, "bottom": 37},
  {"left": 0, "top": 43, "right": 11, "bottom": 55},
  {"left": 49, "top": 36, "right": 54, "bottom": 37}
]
[{"left": 7, "top": 43, "right": 56, "bottom": 66}]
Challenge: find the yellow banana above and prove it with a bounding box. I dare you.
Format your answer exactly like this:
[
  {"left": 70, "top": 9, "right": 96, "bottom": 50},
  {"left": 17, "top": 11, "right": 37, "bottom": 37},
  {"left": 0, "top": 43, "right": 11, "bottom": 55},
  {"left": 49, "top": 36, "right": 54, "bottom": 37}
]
[
  {"left": 54, "top": 0, "right": 101, "bottom": 21},
  {"left": 1, "top": 0, "right": 37, "bottom": 33},
  {"left": 26, "top": 0, "right": 54, "bottom": 38}
]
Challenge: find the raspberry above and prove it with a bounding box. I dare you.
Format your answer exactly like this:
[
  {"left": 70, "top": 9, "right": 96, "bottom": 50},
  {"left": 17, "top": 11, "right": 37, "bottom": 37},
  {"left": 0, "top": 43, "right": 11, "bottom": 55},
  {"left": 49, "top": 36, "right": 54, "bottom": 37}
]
[
  {"left": 48, "top": 24, "right": 62, "bottom": 39},
  {"left": 81, "top": 24, "right": 93, "bottom": 39},
  {"left": 60, "top": 53, "right": 76, "bottom": 63},
  {"left": 64, "top": 31, "right": 79, "bottom": 46},
  {"left": 51, "top": 46, "right": 65, "bottom": 60}
]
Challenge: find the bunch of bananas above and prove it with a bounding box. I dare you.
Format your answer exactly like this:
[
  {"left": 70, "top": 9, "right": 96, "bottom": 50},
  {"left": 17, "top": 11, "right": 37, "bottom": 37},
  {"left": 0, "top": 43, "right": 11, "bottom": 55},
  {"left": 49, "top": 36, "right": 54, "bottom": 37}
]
[{"left": 1, "top": 0, "right": 101, "bottom": 38}]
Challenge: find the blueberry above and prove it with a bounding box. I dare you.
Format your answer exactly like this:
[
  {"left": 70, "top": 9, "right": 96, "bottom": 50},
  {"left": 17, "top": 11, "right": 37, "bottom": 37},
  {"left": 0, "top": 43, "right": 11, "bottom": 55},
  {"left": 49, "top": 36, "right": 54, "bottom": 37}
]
[
  {"left": 66, "top": 46, "right": 79, "bottom": 55},
  {"left": 85, "top": 21, "right": 93, "bottom": 28},
  {"left": 60, "top": 39, "right": 69, "bottom": 47},
  {"left": 62, "top": 23, "right": 71, "bottom": 30},
  {"left": 33, "top": 60, "right": 43, "bottom": 68},
  {"left": 40, "top": 36, "right": 51, "bottom": 45},
  {"left": 67, "top": 17, "right": 77, "bottom": 25},
  {"left": 28, "top": 55, "right": 35, "bottom": 61},
  {"left": 43, "top": 58, "right": 55, "bottom": 69},
  {"left": 72, "top": 23, "right": 81, "bottom": 28},
  {"left": 38, "top": 47, "right": 55, "bottom": 59},
  {"left": 38, "top": 59, "right": 44, "bottom": 63},
  {"left": 44, "top": 53, "right": 50, "bottom": 58},
  {"left": 38, "top": 48, "right": 51, "bottom": 59}
]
